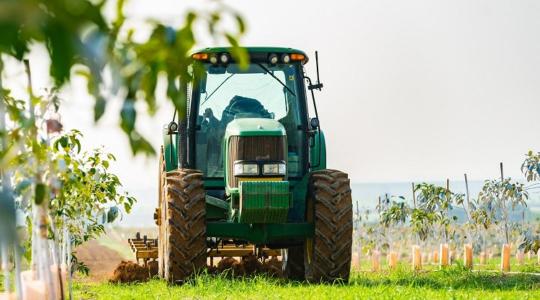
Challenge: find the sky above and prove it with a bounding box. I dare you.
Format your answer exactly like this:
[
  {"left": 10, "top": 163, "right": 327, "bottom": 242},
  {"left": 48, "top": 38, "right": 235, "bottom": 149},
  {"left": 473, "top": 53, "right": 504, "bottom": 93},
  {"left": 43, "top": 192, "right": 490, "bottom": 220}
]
[{"left": 4, "top": 0, "right": 540, "bottom": 224}]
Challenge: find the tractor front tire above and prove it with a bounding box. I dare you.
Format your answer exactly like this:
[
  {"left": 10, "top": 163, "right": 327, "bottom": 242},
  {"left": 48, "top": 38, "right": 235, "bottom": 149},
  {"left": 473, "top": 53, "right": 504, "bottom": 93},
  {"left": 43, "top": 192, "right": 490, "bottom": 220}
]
[
  {"left": 305, "top": 169, "right": 353, "bottom": 283},
  {"left": 159, "top": 169, "right": 206, "bottom": 284}
]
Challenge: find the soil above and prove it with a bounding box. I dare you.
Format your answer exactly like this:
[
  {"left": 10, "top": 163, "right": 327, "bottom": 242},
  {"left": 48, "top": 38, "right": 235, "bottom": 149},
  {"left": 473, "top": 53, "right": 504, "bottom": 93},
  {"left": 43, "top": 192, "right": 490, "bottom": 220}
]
[
  {"left": 242, "top": 255, "right": 263, "bottom": 275},
  {"left": 109, "top": 261, "right": 149, "bottom": 283},
  {"left": 262, "top": 257, "right": 283, "bottom": 278},
  {"left": 75, "top": 233, "right": 286, "bottom": 283},
  {"left": 75, "top": 240, "right": 126, "bottom": 282}
]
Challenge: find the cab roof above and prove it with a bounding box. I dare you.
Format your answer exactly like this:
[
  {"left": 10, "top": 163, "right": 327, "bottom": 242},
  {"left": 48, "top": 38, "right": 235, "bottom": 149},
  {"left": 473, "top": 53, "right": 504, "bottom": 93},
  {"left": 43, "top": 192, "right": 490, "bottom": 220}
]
[{"left": 193, "top": 47, "right": 309, "bottom": 63}]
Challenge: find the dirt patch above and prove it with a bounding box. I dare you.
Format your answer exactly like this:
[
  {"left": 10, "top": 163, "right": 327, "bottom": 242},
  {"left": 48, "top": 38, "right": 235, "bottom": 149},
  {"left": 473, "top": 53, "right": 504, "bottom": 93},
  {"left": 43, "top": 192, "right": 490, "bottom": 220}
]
[
  {"left": 262, "top": 257, "right": 283, "bottom": 277},
  {"left": 242, "top": 255, "right": 263, "bottom": 275},
  {"left": 75, "top": 240, "right": 125, "bottom": 282},
  {"left": 217, "top": 257, "right": 244, "bottom": 276},
  {"left": 109, "top": 261, "right": 149, "bottom": 283},
  {"left": 214, "top": 255, "right": 282, "bottom": 277}
]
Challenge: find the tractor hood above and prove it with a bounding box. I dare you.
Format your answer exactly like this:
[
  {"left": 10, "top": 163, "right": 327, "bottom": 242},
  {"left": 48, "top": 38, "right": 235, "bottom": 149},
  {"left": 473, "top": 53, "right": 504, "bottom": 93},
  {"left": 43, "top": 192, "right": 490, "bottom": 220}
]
[{"left": 224, "top": 118, "right": 286, "bottom": 138}]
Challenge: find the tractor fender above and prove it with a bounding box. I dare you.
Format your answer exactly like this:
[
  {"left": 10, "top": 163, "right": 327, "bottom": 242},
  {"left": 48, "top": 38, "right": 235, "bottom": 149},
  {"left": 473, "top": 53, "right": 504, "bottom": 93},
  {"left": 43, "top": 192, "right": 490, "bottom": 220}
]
[{"left": 310, "top": 130, "right": 326, "bottom": 171}]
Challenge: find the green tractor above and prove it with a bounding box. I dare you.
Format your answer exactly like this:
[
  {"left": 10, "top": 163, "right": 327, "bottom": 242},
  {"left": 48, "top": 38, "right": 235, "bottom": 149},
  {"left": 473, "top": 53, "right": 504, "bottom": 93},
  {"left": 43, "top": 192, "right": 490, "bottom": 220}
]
[{"left": 155, "top": 47, "right": 352, "bottom": 283}]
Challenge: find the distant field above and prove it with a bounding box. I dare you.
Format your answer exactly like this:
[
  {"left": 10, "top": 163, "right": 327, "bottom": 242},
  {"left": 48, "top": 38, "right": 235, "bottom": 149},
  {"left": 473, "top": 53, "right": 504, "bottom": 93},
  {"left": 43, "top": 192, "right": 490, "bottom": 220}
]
[{"left": 73, "top": 267, "right": 540, "bottom": 300}]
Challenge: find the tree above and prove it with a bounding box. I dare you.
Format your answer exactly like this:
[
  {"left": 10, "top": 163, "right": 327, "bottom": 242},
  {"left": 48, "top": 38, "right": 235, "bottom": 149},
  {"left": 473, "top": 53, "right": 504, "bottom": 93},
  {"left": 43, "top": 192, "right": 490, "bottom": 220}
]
[
  {"left": 412, "top": 183, "right": 462, "bottom": 244},
  {"left": 379, "top": 195, "right": 410, "bottom": 251},
  {"left": 2, "top": 79, "right": 134, "bottom": 297},
  {"left": 477, "top": 179, "right": 528, "bottom": 245},
  {"left": 0, "top": 0, "right": 246, "bottom": 155},
  {"left": 520, "top": 151, "right": 540, "bottom": 253}
]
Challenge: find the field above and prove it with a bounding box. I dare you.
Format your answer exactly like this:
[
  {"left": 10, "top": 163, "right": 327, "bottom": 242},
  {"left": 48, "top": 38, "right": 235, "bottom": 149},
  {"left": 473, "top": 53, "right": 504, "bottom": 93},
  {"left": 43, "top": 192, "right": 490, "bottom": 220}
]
[
  {"left": 73, "top": 268, "right": 540, "bottom": 300},
  {"left": 64, "top": 228, "right": 540, "bottom": 299}
]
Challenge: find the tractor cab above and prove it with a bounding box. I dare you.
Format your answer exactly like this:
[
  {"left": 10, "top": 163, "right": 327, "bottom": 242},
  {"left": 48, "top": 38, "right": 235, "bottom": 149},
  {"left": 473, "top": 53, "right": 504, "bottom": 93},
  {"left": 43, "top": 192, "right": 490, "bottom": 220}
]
[{"left": 156, "top": 47, "right": 352, "bottom": 284}]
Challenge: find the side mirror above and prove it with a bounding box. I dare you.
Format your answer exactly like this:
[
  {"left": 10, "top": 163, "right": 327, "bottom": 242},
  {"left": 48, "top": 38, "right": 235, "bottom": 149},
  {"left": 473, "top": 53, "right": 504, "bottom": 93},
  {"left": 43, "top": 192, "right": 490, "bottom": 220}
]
[
  {"left": 168, "top": 121, "right": 178, "bottom": 134},
  {"left": 310, "top": 118, "right": 319, "bottom": 130}
]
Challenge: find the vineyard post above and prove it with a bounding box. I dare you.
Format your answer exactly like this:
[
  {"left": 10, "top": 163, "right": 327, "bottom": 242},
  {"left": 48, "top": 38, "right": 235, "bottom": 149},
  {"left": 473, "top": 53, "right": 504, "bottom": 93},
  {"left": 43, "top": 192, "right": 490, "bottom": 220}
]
[
  {"left": 445, "top": 179, "right": 450, "bottom": 244},
  {"left": 356, "top": 204, "right": 361, "bottom": 270},
  {"left": 499, "top": 162, "right": 511, "bottom": 272},
  {"left": 463, "top": 174, "right": 474, "bottom": 269},
  {"left": 500, "top": 162, "right": 509, "bottom": 244},
  {"left": 412, "top": 182, "right": 417, "bottom": 245}
]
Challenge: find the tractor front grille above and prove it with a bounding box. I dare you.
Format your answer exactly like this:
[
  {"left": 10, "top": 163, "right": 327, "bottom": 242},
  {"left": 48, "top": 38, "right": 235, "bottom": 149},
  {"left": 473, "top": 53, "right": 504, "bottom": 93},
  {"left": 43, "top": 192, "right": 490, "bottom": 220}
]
[{"left": 228, "top": 135, "right": 286, "bottom": 188}]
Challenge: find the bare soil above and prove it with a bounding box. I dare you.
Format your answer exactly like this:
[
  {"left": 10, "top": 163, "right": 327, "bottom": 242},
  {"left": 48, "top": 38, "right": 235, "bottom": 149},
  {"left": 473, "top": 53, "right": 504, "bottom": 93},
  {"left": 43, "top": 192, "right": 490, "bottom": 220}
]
[
  {"left": 75, "top": 240, "right": 126, "bottom": 282},
  {"left": 109, "top": 261, "right": 150, "bottom": 283}
]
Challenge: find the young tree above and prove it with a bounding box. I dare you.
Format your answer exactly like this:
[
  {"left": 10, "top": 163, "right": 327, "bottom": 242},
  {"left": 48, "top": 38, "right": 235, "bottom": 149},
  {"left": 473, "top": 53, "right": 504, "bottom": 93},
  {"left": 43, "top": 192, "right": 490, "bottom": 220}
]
[
  {"left": 520, "top": 151, "right": 540, "bottom": 253},
  {"left": 380, "top": 195, "right": 410, "bottom": 251},
  {"left": 477, "top": 179, "right": 528, "bottom": 245},
  {"left": 412, "top": 183, "right": 462, "bottom": 244}
]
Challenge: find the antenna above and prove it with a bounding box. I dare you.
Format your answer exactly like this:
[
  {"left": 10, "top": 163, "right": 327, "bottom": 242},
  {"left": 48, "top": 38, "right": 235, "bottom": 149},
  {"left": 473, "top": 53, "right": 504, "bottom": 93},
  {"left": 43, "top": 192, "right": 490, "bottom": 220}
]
[
  {"left": 315, "top": 51, "right": 322, "bottom": 87},
  {"left": 308, "top": 51, "right": 324, "bottom": 90}
]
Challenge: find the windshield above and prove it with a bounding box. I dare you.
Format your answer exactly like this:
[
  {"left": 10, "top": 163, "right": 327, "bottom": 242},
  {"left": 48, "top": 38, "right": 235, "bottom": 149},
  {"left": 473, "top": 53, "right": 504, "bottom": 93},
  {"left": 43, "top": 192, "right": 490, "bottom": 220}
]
[{"left": 195, "top": 63, "right": 304, "bottom": 178}]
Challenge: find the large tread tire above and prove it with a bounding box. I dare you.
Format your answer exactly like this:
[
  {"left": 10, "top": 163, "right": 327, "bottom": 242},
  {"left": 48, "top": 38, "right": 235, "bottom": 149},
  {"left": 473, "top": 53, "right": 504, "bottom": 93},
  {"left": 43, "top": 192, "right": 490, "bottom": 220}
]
[
  {"left": 305, "top": 169, "right": 353, "bottom": 283},
  {"left": 159, "top": 168, "right": 206, "bottom": 283},
  {"left": 283, "top": 245, "right": 305, "bottom": 281}
]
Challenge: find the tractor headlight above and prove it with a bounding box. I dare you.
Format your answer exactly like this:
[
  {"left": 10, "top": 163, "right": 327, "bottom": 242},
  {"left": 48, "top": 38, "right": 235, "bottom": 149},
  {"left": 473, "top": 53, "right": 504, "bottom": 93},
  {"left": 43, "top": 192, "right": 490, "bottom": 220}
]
[
  {"left": 281, "top": 54, "right": 290, "bottom": 63},
  {"left": 220, "top": 53, "right": 230, "bottom": 64},
  {"left": 263, "top": 163, "right": 286, "bottom": 175},
  {"left": 234, "top": 163, "right": 259, "bottom": 176},
  {"left": 268, "top": 53, "right": 279, "bottom": 65}
]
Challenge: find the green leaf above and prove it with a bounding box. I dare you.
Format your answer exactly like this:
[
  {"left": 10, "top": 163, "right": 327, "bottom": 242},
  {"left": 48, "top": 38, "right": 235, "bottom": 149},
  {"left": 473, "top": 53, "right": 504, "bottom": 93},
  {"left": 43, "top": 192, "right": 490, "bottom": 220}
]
[
  {"left": 120, "top": 100, "right": 136, "bottom": 134},
  {"left": 235, "top": 14, "right": 246, "bottom": 34},
  {"left": 225, "top": 34, "right": 249, "bottom": 70},
  {"left": 94, "top": 97, "right": 106, "bottom": 121},
  {"left": 35, "top": 183, "right": 47, "bottom": 205}
]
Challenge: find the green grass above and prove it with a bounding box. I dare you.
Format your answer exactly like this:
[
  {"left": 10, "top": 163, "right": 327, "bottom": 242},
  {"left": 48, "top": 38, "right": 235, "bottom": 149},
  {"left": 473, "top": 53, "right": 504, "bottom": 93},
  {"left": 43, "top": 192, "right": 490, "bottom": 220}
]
[{"left": 74, "top": 266, "right": 540, "bottom": 300}]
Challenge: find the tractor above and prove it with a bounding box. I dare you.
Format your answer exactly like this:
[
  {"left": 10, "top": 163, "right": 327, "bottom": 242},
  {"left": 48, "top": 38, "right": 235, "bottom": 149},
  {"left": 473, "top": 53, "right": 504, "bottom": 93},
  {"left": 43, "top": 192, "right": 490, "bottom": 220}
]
[{"left": 154, "top": 47, "right": 352, "bottom": 283}]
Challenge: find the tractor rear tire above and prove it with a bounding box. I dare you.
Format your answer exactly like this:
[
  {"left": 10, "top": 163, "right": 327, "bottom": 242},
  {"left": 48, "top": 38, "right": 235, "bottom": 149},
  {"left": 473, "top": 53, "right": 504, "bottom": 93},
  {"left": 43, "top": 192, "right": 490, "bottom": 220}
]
[
  {"left": 159, "top": 169, "right": 206, "bottom": 284},
  {"left": 305, "top": 169, "right": 353, "bottom": 283},
  {"left": 283, "top": 245, "right": 305, "bottom": 281}
]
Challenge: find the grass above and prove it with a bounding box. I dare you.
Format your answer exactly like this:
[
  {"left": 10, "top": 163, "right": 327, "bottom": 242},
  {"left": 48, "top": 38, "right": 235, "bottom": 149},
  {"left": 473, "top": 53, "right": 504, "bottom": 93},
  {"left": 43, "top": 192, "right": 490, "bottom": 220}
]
[{"left": 73, "top": 266, "right": 540, "bottom": 300}]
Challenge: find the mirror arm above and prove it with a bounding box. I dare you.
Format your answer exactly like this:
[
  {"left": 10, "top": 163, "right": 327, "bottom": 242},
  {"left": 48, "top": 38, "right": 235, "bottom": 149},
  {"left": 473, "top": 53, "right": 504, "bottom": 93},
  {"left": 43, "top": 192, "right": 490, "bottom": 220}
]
[{"left": 304, "top": 75, "right": 322, "bottom": 169}]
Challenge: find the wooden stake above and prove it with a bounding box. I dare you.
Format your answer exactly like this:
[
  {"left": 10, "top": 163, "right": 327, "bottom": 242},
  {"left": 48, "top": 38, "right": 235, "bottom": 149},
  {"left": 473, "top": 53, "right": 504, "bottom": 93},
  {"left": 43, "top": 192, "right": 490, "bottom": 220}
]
[
  {"left": 432, "top": 250, "right": 439, "bottom": 265},
  {"left": 501, "top": 244, "right": 511, "bottom": 272},
  {"left": 0, "top": 292, "right": 16, "bottom": 300},
  {"left": 371, "top": 250, "right": 380, "bottom": 272},
  {"left": 412, "top": 183, "right": 416, "bottom": 209},
  {"left": 412, "top": 245, "right": 422, "bottom": 270},
  {"left": 352, "top": 253, "right": 360, "bottom": 271},
  {"left": 464, "top": 174, "right": 470, "bottom": 207},
  {"left": 411, "top": 183, "right": 418, "bottom": 244},
  {"left": 21, "top": 270, "right": 47, "bottom": 300},
  {"left": 464, "top": 244, "right": 473, "bottom": 269},
  {"left": 439, "top": 243, "right": 449, "bottom": 267},
  {"left": 355, "top": 204, "right": 361, "bottom": 270},
  {"left": 516, "top": 251, "right": 524, "bottom": 265},
  {"left": 479, "top": 251, "right": 486, "bottom": 264},
  {"left": 387, "top": 251, "right": 398, "bottom": 269}
]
